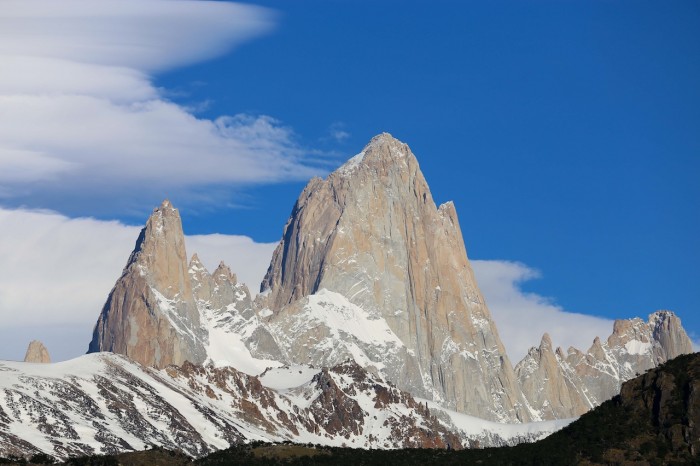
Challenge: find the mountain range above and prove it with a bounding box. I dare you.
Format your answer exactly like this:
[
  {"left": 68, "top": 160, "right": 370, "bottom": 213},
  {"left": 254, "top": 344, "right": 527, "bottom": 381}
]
[
  {"left": 19, "top": 352, "right": 696, "bottom": 465},
  {"left": 0, "top": 134, "right": 693, "bottom": 459}
]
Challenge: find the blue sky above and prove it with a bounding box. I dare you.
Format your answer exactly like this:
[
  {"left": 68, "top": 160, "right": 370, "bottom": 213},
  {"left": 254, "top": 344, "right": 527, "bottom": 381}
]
[
  {"left": 0, "top": 0, "right": 697, "bottom": 360},
  {"left": 162, "top": 0, "right": 700, "bottom": 330}
]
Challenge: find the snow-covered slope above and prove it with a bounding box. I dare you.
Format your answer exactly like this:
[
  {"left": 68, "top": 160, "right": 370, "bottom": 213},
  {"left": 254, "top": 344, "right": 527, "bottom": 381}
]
[
  {"left": 264, "top": 289, "right": 408, "bottom": 375},
  {"left": 0, "top": 353, "right": 570, "bottom": 460}
]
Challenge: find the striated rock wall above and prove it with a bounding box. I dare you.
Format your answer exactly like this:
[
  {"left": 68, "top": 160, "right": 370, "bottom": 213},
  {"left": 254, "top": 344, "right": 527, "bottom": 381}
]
[
  {"left": 87, "top": 200, "right": 206, "bottom": 369},
  {"left": 260, "top": 133, "right": 530, "bottom": 422}
]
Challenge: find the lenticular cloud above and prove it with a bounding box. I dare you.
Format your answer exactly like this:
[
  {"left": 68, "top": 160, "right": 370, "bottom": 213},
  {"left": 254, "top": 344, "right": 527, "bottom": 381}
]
[{"left": 0, "top": 1, "right": 320, "bottom": 215}]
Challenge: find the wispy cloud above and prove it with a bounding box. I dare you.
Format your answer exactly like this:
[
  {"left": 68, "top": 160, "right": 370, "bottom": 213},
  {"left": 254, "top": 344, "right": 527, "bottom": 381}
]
[
  {"left": 471, "top": 260, "right": 614, "bottom": 362},
  {"left": 0, "top": 0, "right": 324, "bottom": 215},
  {"left": 324, "top": 122, "right": 351, "bottom": 143},
  {"left": 689, "top": 333, "right": 700, "bottom": 353}
]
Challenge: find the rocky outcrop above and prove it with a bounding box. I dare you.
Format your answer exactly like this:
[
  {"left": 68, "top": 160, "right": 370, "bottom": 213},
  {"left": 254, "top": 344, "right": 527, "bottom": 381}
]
[
  {"left": 190, "top": 255, "right": 255, "bottom": 321},
  {"left": 188, "top": 255, "right": 286, "bottom": 368},
  {"left": 87, "top": 200, "right": 206, "bottom": 369},
  {"left": 516, "top": 310, "right": 694, "bottom": 419},
  {"left": 514, "top": 334, "right": 589, "bottom": 419},
  {"left": 23, "top": 340, "right": 50, "bottom": 363},
  {"left": 259, "top": 133, "right": 529, "bottom": 422}
]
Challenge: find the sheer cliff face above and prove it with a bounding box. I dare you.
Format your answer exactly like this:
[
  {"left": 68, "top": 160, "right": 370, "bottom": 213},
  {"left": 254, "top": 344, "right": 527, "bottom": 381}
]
[
  {"left": 23, "top": 340, "right": 50, "bottom": 363},
  {"left": 88, "top": 200, "right": 207, "bottom": 369},
  {"left": 516, "top": 311, "right": 694, "bottom": 419},
  {"left": 260, "top": 133, "right": 529, "bottom": 422},
  {"left": 84, "top": 135, "right": 694, "bottom": 426}
]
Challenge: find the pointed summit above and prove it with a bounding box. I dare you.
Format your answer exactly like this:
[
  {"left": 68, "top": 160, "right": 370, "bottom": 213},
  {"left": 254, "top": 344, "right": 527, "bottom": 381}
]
[
  {"left": 88, "top": 200, "right": 206, "bottom": 369},
  {"left": 649, "top": 311, "right": 693, "bottom": 359},
  {"left": 259, "top": 134, "right": 529, "bottom": 421},
  {"left": 23, "top": 340, "right": 50, "bottom": 363},
  {"left": 214, "top": 261, "right": 238, "bottom": 283},
  {"left": 125, "top": 199, "right": 192, "bottom": 300},
  {"left": 540, "top": 333, "right": 553, "bottom": 350},
  {"left": 515, "top": 331, "right": 589, "bottom": 419},
  {"left": 335, "top": 132, "right": 413, "bottom": 177},
  {"left": 261, "top": 134, "right": 436, "bottom": 310}
]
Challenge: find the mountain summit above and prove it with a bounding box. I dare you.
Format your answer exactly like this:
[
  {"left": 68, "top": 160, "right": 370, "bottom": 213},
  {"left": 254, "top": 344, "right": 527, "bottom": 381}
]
[
  {"left": 260, "top": 133, "right": 530, "bottom": 421},
  {"left": 23, "top": 340, "right": 50, "bottom": 363},
  {"left": 88, "top": 200, "right": 206, "bottom": 368},
  {"left": 84, "top": 134, "right": 691, "bottom": 425}
]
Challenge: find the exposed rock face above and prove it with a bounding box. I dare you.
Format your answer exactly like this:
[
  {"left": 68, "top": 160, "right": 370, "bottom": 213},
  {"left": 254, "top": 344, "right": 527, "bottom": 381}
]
[
  {"left": 190, "top": 255, "right": 255, "bottom": 321},
  {"left": 516, "top": 310, "right": 694, "bottom": 419},
  {"left": 87, "top": 200, "right": 206, "bottom": 369},
  {"left": 514, "top": 334, "right": 589, "bottom": 420},
  {"left": 649, "top": 310, "right": 694, "bottom": 360},
  {"left": 518, "top": 352, "right": 700, "bottom": 465},
  {"left": 188, "top": 255, "right": 286, "bottom": 368},
  {"left": 614, "top": 352, "right": 700, "bottom": 462},
  {"left": 260, "top": 133, "right": 529, "bottom": 422},
  {"left": 23, "top": 340, "right": 50, "bottom": 363}
]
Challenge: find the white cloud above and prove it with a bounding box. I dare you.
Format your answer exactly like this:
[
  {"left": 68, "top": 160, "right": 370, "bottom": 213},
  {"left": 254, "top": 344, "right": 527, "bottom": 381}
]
[
  {"left": 471, "top": 260, "right": 614, "bottom": 363},
  {"left": 323, "top": 122, "right": 350, "bottom": 143},
  {"left": 0, "top": 0, "right": 324, "bottom": 214},
  {"left": 690, "top": 335, "right": 700, "bottom": 353},
  {"left": 0, "top": 207, "right": 276, "bottom": 362},
  {"left": 0, "top": 0, "right": 274, "bottom": 73}
]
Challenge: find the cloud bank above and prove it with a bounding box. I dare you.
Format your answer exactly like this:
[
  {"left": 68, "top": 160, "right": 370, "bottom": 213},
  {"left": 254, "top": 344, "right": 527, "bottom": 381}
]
[
  {"left": 472, "top": 260, "right": 615, "bottom": 362},
  {"left": 0, "top": 0, "right": 322, "bottom": 215}
]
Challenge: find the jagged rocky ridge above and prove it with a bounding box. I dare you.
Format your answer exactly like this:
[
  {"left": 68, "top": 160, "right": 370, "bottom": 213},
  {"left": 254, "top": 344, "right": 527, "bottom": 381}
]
[
  {"left": 0, "top": 353, "right": 570, "bottom": 460},
  {"left": 42, "top": 132, "right": 691, "bottom": 458},
  {"left": 516, "top": 311, "right": 694, "bottom": 419},
  {"left": 87, "top": 134, "right": 692, "bottom": 422}
]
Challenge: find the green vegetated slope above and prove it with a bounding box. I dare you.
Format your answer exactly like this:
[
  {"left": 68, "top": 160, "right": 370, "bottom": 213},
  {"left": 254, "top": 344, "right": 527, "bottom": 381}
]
[{"left": 4, "top": 353, "right": 699, "bottom": 466}]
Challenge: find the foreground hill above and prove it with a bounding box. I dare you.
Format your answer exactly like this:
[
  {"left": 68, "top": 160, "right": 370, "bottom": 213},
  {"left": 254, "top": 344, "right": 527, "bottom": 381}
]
[
  {"left": 7, "top": 352, "right": 693, "bottom": 465},
  {"left": 0, "top": 354, "right": 571, "bottom": 460}
]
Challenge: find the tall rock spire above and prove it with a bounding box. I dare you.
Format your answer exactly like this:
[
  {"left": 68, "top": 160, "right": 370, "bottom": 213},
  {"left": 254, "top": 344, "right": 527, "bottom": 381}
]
[
  {"left": 88, "top": 200, "right": 206, "bottom": 368},
  {"left": 23, "top": 340, "right": 51, "bottom": 363},
  {"left": 260, "top": 133, "right": 530, "bottom": 422}
]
